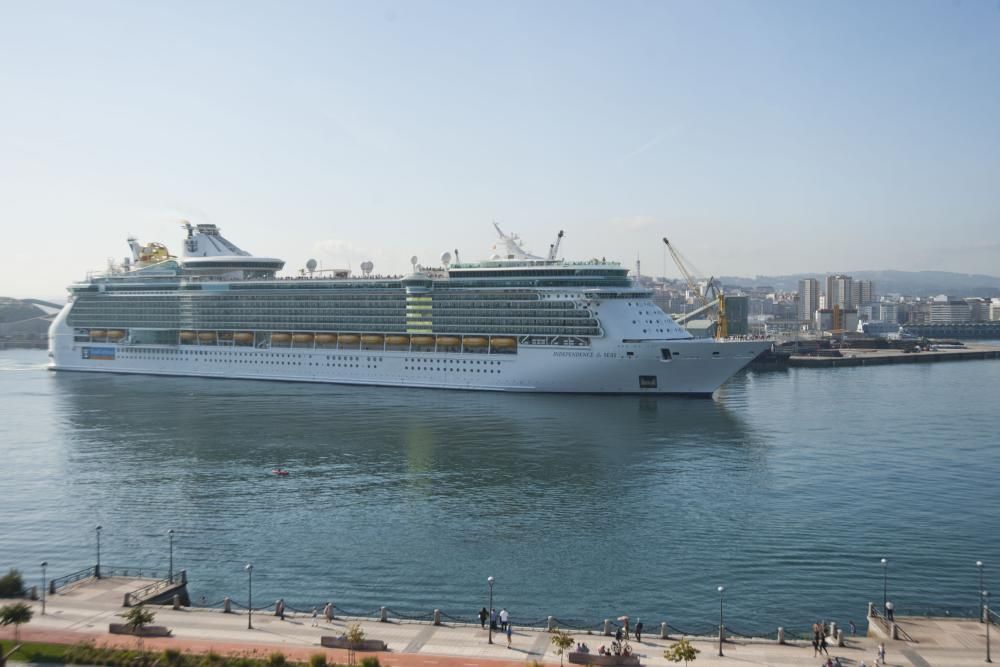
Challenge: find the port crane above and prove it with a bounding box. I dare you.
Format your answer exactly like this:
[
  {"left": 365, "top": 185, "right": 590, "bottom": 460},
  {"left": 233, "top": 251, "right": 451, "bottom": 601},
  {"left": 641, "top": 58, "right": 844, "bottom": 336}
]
[{"left": 662, "top": 237, "right": 728, "bottom": 338}]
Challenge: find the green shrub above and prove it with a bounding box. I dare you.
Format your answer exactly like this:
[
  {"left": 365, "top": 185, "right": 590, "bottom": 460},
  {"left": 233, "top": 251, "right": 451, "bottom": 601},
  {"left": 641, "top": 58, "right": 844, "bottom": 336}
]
[
  {"left": 268, "top": 651, "right": 287, "bottom": 667},
  {"left": 359, "top": 658, "right": 380, "bottom": 667},
  {"left": 0, "top": 569, "right": 23, "bottom": 597},
  {"left": 309, "top": 654, "right": 327, "bottom": 667}
]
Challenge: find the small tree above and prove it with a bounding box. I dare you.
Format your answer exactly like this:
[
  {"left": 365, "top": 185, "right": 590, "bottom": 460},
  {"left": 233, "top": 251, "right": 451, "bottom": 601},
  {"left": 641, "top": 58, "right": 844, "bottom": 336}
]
[
  {"left": 0, "top": 602, "right": 33, "bottom": 642},
  {"left": 549, "top": 629, "right": 574, "bottom": 667},
  {"left": 120, "top": 605, "right": 156, "bottom": 651},
  {"left": 0, "top": 570, "right": 24, "bottom": 598},
  {"left": 345, "top": 623, "right": 365, "bottom": 666},
  {"left": 664, "top": 638, "right": 700, "bottom": 666}
]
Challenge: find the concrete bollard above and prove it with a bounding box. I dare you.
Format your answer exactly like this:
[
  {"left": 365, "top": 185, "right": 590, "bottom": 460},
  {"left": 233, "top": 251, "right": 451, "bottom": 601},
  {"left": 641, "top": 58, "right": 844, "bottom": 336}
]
[
  {"left": 173, "top": 594, "right": 181, "bottom": 610},
  {"left": 380, "top": 606, "right": 388, "bottom": 622},
  {"left": 890, "top": 622, "right": 898, "bottom": 640},
  {"left": 836, "top": 628, "right": 844, "bottom": 647},
  {"left": 603, "top": 619, "right": 611, "bottom": 636},
  {"left": 777, "top": 627, "right": 785, "bottom": 644},
  {"left": 223, "top": 597, "right": 232, "bottom": 613},
  {"left": 433, "top": 609, "right": 441, "bottom": 626},
  {"left": 547, "top": 616, "right": 556, "bottom": 631},
  {"left": 660, "top": 622, "right": 668, "bottom": 640},
  {"left": 830, "top": 622, "right": 837, "bottom": 638},
  {"left": 867, "top": 601, "right": 874, "bottom": 618}
]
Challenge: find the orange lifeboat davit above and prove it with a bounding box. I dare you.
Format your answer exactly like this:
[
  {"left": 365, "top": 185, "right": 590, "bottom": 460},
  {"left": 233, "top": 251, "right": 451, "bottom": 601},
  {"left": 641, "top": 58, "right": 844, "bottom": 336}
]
[
  {"left": 89, "top": 330, "right": 107, "bottom": 339},
  {"left": 361, "top": 334, "right": 384, "bottom": 346},
  {"left": 234, "top": 332, "right": 253, "bottom": 344},
  {"left": 271, "top": 332, "right": 292, "bottom": 343},
  {"left": 436, "top": 336, "right": 461, "bottom": 346},
  {"left": 339, "top": 334, "right": 360, "bottom": 345},
  {"left": 386, "top": 335, "right": 410, "bottom": 346},
  {"left": 218, "top": 331, "right": 234, "bottom": 341},
  {"left": 179, "top": 331, "right": 196, "bottom": 342},
  {"left": 410, "top": 335, "right": 435, "bottom": 346},
  {"left": 106, "top": 330, "right": 126, "bottom": 340},
  {"left": 316, "top": 333, "right": 338, "bottom": 345},
  {"left": 463, "top": 336, "right": 488, "bottom": 348},
  {"left": 293, "top": 333, "right": 314, "bottom": 344},
  {"left": 491, "top": 337, "right": 517, "bottom": 348},
  {"left": 198, "top": 332, "right": 217, "bottom": 342}
]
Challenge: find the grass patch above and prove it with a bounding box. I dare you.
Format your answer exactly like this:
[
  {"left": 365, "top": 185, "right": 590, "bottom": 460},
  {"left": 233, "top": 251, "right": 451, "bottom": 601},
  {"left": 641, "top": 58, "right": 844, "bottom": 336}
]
[{"left": 1, "top": 639, "right": 72, "bottom": 663}]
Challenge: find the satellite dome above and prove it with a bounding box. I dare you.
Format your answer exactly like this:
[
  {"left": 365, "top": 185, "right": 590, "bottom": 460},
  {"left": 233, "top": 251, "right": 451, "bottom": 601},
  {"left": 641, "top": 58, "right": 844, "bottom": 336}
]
[{"left": 440, "top": 251, "right": 452, "bottom": 266}]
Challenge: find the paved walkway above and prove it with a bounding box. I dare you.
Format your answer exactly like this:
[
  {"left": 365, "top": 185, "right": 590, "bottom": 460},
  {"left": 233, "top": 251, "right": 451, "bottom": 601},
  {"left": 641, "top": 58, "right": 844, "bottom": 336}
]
[{"left": 2, "top": 580, "right": 995, "bottom": 666}]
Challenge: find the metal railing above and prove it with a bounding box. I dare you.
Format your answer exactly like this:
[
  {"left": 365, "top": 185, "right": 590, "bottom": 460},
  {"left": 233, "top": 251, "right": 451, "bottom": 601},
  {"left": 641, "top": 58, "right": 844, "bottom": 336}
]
[
  {"left": 49, "top": 566, "right": 97, "bottom": 593},
  {"left": 124, "top": 570, "right": 187, "bottom": 607}
]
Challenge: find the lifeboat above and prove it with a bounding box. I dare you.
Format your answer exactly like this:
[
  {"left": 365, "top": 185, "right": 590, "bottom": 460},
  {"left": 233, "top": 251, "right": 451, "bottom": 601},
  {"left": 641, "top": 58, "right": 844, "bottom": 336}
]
[
  {"left": 198, "top": 332, "right": 217, "bottom": 342},
  {"left": 218, "top": 332, "right": 234, "bottom": 341},
  {"left": 361, "top": 334, "right": 385, "bottom": 346},
  {"left": 271, "top": 332, "right": 292, "bottom": 343},
  {"left": 293, "top": 333, "right": 314, "bottom": 344},
  {"left": 234, "top": 332, "right": 254, "bottom": 344},
  {"left": 106, "top": 330, "right": 126, "bottom": 340},
  {"left": 339, "top": 334, "right": 360, "bottom": 345},
  {"left": 491, "top": 337, "right": 517, "bottom": 348},
  {"left": 179, "top": 331, "right": 196, "bottom": 342},
  {"left": 436, "top": 336, "right": 461, "bottom": 346},
  {"left": 463, "top": 337, "right": 488, "bottom": 348},
  {"left": 386, "top": 335, "right": 410, "bottom": 346},
  {"left": 315, "top": 333, "right": 338, "bottom": 345},
  {"left": 410, "top": 335, "right": 435, "bottom": 346},
  {"left": 89, "top": 330, "right": 107, "bottom": 339}
]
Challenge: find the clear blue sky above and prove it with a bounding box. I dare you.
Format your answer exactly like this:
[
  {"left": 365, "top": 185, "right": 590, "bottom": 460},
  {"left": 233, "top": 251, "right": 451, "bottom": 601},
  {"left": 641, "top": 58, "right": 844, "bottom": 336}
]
[{"left": 1, "top": 0, "right": 998, "bottom": 298}]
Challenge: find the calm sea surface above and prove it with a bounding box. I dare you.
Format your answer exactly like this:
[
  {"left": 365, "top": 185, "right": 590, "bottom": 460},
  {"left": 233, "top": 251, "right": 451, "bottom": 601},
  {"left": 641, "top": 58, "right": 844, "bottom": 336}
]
[{"left": 1, "top": 348, "right": 998, "bottom": 634}]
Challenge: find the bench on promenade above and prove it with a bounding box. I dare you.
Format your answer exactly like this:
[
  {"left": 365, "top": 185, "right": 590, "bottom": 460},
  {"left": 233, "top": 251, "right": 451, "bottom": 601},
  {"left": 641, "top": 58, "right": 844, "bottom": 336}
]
[
  {"left": 320, "top": 636, "right": 388, "bottom": 652},
  {"left": 109, "top": 623, "right": 173, "bottom": 637},
  {"left": 568, "top": 652, "right": 639, "bottom": 666}
]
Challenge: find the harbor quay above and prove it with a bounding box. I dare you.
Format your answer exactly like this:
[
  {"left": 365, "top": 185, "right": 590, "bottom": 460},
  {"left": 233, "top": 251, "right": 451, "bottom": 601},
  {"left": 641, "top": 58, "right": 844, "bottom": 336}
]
[{"left": 3, "top": 574, "right": 996, "bottom": 667}]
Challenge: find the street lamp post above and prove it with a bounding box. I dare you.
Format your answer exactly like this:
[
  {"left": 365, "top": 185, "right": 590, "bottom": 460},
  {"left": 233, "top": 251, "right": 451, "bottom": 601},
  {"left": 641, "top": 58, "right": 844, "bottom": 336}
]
[
  {"left": 985, "top": 591, "right": 992, "bottom": 663},
  {"left": 980, "top": 561, "right": 985, "bottom": 623},
  {"left": 718, "top": 585, "right": 725, "bottom": 657},
  {"left": 40, "top": 561, "right": 48, "bottom": 615},
  {"left": 168, "top": 529, "right": 175, "bottom": 581},
  {"left": 881, "top": 558, "right": 888, "bottom": 613},
  {"left": 96, "top": 525, "right": 103, "bottom": 579},
  {"left": 487, "top": 576, "right": 495, "bottom": 645},
  {"left": 245, "top": 564, "right": 254, "bottom": 629}
]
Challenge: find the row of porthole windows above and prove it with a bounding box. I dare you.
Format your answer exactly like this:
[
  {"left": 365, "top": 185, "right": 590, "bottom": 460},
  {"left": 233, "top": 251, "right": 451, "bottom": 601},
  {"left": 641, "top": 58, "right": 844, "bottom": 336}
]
[
  {"left": 404, "top": 365, "right": 501, "bottom": 374},
  {"left": 403, "top": 357, "right": 501, "bottom": 365}
]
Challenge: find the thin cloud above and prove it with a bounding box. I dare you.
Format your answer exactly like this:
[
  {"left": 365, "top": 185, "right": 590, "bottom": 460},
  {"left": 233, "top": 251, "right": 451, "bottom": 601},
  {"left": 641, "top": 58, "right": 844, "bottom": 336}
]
[{"left": 620, "top": 124, "right": 686, "bottom": 162}]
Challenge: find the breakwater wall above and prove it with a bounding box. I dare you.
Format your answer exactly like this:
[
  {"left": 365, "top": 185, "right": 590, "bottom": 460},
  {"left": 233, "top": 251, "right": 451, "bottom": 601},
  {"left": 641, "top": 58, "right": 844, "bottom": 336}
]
[{"left": 788, "top": 346, "right": 1000, "bottom": 368}]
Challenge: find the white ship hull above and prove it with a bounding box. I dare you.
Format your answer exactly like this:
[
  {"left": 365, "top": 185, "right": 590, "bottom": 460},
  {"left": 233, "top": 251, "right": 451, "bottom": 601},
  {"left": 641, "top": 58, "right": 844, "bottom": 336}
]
[{"left": 48, "top": 307, "right": 767, "bottom": 395}]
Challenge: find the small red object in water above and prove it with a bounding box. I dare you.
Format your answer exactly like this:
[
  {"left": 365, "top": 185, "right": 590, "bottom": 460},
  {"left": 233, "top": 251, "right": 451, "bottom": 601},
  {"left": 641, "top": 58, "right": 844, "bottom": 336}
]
[{"left": 271, "top": 468, "right": 289, "bottom": 476}]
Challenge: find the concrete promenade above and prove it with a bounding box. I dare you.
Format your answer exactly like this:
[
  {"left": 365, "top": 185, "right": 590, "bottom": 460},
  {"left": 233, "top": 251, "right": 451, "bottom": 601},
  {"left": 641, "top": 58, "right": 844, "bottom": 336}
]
[
  {"left": 786, "top": 342, "right": 1000, "bottom": 368},
  {"left": 2, "top": 578, "right": 996, "bottom": 667}
]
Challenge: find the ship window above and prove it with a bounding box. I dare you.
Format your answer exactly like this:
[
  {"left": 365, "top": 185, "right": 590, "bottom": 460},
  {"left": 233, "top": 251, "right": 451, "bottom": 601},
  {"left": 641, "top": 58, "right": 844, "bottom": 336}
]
[
  {"left": 661, "top": 349, "right": 672, "bottom": 360},
  {"left": 639, "top": 375, "right": 657, "bottom": 388}
]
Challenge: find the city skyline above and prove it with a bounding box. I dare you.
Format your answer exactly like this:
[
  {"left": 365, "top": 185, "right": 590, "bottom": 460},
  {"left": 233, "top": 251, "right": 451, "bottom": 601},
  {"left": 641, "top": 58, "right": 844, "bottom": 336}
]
[{"left": 2, "top": 1, "right": 999, "bottom": 298}]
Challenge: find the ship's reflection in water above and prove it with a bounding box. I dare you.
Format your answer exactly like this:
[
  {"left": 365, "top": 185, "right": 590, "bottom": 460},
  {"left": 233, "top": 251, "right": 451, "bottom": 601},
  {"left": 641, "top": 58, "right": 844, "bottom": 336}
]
[{"left": 50, "top": 371, "right": 766, "bottom": 625}]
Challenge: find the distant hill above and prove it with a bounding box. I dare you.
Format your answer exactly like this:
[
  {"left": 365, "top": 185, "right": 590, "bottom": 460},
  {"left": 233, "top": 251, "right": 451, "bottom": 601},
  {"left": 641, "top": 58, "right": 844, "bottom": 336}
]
[
  {"left": 718, "top": 270, "right": 1000, "bottom": 298},
  {"left": 0, "top": 297, "right": 47, "bottom": 323}
]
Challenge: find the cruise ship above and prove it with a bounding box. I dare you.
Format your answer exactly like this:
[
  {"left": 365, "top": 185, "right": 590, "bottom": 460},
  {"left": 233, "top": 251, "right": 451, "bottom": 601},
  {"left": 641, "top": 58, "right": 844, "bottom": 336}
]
[{"left": 48, "top": 223, "right": 769, "bottom": 395}]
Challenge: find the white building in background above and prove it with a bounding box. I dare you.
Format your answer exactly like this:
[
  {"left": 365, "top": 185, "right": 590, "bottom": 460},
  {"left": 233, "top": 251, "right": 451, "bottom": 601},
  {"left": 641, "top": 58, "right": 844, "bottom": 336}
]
[
  {"left": 991, "top": 299, "right": 1000, "bottom": 322},
  {"left": 879, "top": 302, "right": 899, "bottom": 324},
  {"left": 930, "top": 295, "right": 972, "bottom": 323}
]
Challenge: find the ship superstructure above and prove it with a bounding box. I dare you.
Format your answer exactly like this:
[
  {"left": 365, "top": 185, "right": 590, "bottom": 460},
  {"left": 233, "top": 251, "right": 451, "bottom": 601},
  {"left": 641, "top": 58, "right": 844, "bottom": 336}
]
[{"left": 48, "top": 223, "right": 769, "bottom": 394}]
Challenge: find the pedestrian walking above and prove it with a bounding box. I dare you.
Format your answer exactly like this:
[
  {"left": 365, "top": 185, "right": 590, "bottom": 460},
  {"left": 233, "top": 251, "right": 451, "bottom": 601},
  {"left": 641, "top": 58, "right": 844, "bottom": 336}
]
[
  {"left": 634, "top": 619, "right": 643, "bottom": 642},
  {"left": 478, "top": 607, "right": 488, "bottom": 629},
  {"left": 311, "top": 607, "right": 319, "bottom": 626},
  {"left": 324, "top": 602, "right": 333, "bottom": 623},
  {"left": 812, "top": 635, "right": 819, "bottom": 657},
  {"left": 506, "top": 623, "right": 513, "bottom": 648},
  {"left": 878, "top": 642, "right": 886, "bottom": 662},
  {"left": 500, "top": 607, "right": 509, "bottom": 631},
  {"left": 615, "top": 626, "right": 623, "bottom": 642},
  {"left": 820, "top": 633, "right": 830, "bottom": 656},
  {"left": 490, "top": 608, "right": 498, "bottom": 630}
]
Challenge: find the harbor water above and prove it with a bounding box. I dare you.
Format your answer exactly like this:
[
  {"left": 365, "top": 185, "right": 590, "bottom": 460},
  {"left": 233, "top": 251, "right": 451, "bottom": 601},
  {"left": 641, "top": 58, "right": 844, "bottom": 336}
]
[{"left": 0, "top": 348, "right": 997, "bottom": 635}]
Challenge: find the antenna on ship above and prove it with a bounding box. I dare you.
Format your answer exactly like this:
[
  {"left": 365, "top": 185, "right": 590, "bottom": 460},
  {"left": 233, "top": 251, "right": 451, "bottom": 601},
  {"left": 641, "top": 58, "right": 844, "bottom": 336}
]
[{"left": 454, "top": 249, "right": 460, "bottom": 264}]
